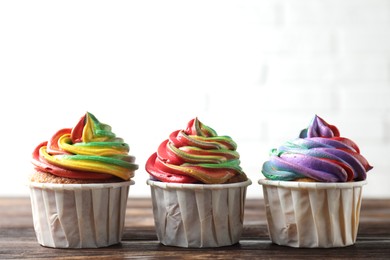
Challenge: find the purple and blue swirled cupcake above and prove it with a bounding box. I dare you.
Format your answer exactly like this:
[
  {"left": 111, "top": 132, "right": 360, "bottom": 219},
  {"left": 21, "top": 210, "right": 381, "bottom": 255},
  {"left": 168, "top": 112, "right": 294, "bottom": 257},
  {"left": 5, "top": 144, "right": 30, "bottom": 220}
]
[
  {"left": 259, "top": 115, "right": 373, "bottom": 248},
  {"left": 261, "top": 115, "right": 372, "bottom": 182}
]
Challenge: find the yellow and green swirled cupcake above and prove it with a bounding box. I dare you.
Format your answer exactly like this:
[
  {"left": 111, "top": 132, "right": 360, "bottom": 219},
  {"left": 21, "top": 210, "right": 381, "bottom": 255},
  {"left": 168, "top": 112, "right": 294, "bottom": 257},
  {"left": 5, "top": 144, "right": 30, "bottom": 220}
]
[
  {"left": 29, "top": 112, "right": 138, "bottom": 248},
  {"left": 31, "top": 112, "right": 138, "bottom": 183}
]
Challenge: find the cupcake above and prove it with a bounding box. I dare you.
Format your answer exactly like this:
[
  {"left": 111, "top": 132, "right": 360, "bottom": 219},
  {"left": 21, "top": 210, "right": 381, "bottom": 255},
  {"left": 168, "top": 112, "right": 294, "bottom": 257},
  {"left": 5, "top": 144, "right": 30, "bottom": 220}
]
[
  {"left": 29, "top": 112, "right": 138, "bottom": 248},
  {"left": 259, "top": 115, "right": 373, "bottom": 248},
  {"left": 145, "top": 118, "right": 251, "bottom": 248}
]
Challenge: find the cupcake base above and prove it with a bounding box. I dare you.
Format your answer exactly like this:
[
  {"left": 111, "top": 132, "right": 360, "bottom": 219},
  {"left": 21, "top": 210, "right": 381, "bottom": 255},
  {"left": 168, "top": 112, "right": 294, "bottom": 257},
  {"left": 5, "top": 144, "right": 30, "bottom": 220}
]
[
  {"left": 147, "top": 179, "right": 252, "bottom": 248},
  {"left": 29, "top": 180, "right": 133, "bottom": 248},
  {"left": 258, "top": 179, "right": 367, "bottom": 248}
]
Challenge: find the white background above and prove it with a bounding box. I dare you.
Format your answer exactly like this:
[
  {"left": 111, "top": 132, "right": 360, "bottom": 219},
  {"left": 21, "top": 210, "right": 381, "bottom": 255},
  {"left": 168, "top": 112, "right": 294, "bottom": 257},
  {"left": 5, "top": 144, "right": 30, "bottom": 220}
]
[{"left": 1, "top": 0, "right": 389, "bottom": 198}]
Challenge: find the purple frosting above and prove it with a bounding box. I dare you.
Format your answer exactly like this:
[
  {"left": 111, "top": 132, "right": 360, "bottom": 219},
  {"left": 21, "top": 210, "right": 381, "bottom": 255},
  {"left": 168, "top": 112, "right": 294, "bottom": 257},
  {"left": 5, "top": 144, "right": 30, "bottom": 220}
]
[
  {"left": 299, "top": 115, "right": 340, "bottom": 138},
  {"left": 262, "top": 115, "right": 373, "bottom": 182}
]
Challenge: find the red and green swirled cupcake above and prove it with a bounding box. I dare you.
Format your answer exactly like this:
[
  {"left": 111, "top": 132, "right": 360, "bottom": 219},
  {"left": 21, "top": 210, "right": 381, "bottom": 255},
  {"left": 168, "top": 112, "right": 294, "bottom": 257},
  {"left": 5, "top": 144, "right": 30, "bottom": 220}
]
[
  {"left": 145, "top": 117, "right": 247, "bottom": 184},
  {"left": 145, "top": 118, "right": 250, "bottom": 248}
]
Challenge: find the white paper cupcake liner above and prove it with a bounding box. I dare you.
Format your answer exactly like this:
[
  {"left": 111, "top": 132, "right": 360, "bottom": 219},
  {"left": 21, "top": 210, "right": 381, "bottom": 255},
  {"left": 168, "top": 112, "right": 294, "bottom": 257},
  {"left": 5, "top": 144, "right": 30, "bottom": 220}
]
[
  {"left": 258, "top": 179, "right": 367, "bottom": 248},
  {"left": 29, "top": 180, "right": 133, "bottom": 248},
  {"left": 147, "top": 179, "right": 252, "bottom": 248}
]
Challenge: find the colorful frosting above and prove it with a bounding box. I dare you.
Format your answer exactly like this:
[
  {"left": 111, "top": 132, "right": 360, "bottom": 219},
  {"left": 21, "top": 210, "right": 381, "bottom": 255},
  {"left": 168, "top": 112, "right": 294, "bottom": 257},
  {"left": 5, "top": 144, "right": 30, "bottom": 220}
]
[
  {"left": 262, "top": 115, "right": 372, "bottom": 182},
  {"left": 32, "top": 112, "right": 138, "bottom": 181},
  {"left": 145, "top": 118, "right": 247, "bottom": 184}
]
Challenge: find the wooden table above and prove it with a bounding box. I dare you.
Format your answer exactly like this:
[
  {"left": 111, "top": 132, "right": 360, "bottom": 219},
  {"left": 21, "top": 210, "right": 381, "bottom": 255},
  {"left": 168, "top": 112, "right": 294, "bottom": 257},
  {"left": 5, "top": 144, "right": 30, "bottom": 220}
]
[{"left": 1, "top": 197, "right": 389, "bottom": 259}]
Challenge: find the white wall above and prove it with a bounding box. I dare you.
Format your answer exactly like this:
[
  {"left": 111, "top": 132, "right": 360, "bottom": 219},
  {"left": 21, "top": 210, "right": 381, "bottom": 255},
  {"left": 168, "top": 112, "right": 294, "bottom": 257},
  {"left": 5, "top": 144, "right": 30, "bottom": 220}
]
[{"left": 1, "top": 0, "right": 389, "bottom": 198}]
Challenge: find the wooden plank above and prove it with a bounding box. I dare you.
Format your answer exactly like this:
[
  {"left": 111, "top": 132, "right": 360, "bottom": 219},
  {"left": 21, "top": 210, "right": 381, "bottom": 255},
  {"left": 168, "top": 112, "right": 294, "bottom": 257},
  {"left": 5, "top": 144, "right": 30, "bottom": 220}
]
[
  {"left": 1, "top": 197, "right": 389, "bottom": 259},
  {"left": 1, "top": 227, "right": 389, "bottom": 259}
]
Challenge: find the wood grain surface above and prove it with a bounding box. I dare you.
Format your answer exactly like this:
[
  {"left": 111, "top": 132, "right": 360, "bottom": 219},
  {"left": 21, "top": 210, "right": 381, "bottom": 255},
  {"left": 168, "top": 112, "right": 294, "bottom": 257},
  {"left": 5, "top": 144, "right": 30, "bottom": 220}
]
[{"left": 1, "top": 197, "right": 389, "bottom": 259}]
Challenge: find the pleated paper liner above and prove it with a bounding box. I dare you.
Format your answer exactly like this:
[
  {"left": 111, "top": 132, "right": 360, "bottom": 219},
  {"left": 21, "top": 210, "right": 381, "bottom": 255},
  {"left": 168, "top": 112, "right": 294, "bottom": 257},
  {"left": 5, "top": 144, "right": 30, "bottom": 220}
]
[
  {"left": 29, "top": 180, "right": 133, "bottom": 248},
  {"left": 258, "top": 179, "right": 367, "bottom": 248},
  {"left": 147, "top": 179, "right": 252, "bottom": 248}
]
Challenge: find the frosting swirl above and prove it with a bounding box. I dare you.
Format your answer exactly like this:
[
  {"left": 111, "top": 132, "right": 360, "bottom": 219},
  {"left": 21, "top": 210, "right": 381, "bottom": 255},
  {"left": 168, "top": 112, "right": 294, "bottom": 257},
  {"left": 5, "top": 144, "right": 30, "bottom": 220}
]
[
  {"left": 262, "top": 115, "right": 372, "bottom": 182},
  {"left": 145, "top": 118, "right": 247, "bottom": 184},
  {"left": 32, "top": 112, "right": 138, "bottom": 181}
]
